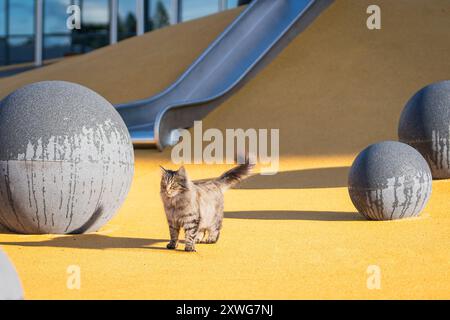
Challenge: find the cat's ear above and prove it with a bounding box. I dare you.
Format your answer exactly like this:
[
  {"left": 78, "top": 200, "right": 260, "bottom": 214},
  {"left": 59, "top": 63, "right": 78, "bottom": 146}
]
[
  {"left": 159, "top": 166, "right": 167, "bottom": 174},
  {"left": 177, "top": 166, "right": 187, "bottom": 177}
]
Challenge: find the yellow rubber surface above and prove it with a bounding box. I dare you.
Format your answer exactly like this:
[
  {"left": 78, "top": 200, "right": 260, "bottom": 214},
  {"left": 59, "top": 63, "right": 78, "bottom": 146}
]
[{"left": 0, "top": 1, "right": 449, "bottom": 299}]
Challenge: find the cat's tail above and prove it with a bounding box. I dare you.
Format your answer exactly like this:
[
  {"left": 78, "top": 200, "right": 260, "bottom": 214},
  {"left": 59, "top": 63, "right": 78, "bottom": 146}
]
[{"left": 217, "top": 158, "right": 255, "bottom": 190}]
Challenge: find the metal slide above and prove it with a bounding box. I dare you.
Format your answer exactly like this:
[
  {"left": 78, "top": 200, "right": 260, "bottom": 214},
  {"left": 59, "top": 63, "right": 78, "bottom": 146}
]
[{"left": 115, "top": 0, "right": 333, "bottom": 150}]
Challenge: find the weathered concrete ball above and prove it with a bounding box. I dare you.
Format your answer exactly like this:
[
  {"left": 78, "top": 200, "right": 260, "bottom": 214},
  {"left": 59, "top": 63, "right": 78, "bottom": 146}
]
[
  {"left": 398, "top": 80, "right": 450, "bottom": 179},
  {"left": 0, "top": 249, "right": 23, "bottom": 300},
  {"left": 0, "top": 81, "right": 134, "bottom": 234},
  {"left": 348, "top": 141, "right": 432, "bottom": 220}
]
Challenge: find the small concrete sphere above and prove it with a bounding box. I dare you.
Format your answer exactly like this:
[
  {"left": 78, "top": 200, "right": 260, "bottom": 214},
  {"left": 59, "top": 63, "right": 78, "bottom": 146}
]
[
  {"left": 398, "top": 80, "right": 450, "bottom": 179},
  {"left": 0, "top": 81, "right": 134, "bottom": 234},
  {"left": 348, "top": 141, "right": 432, "bottom": 220},
  {"left": 0, "top": 249, "right": 23, "bottom": 300}
]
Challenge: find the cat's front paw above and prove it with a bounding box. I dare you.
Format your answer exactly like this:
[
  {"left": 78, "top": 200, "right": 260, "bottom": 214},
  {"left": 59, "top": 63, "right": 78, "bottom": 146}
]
[
  {"left": 185, "top": 246, "right": 196, "bottom": 252},
  {"left": 167, "top": 241, "right": 177, "bottom": 250}
]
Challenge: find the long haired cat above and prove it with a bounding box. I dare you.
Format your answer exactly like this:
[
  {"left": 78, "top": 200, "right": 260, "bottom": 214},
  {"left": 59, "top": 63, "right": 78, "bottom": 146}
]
[{"left": 160, "top": 160, "right": 254, "bottom": 252}]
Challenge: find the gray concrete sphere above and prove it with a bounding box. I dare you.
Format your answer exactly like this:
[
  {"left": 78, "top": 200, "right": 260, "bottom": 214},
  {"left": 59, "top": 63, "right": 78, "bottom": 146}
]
[
  {"left": 0, "top": 81, "right": 134, "bottom": 234},
  {"left": 348, "top": 141, "right": 432, "bottom": 220},
  {"left": 0, "top": 249, "right": 23, "bottom": 300},
  {"left": 398, "top": 80, "right": 450, "bottom": 179}
]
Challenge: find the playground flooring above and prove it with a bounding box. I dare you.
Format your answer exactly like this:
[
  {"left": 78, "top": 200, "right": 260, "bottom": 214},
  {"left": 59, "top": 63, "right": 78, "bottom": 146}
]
[{"left": 0, "top": 0, "right": 449, "bottom": 299}]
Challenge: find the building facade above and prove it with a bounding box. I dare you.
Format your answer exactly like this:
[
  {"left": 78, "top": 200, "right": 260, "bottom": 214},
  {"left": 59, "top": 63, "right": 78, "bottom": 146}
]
[{"left": 0, "top": 0, "right": 249, "bottom": 66}]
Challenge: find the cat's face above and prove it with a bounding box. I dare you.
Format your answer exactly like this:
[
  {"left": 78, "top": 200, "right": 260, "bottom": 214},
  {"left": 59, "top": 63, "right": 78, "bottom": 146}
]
[{"left": 160, "top": 166, "right": 189, "bottom": 197}]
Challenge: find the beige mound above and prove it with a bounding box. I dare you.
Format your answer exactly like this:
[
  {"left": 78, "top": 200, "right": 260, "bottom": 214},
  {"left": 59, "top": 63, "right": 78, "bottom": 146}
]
[
  {"left": 199, "top": 0, "right": 450, "bottom": 156},
  {"left": 0, "top": 1, "right": 449, "bottom": 300},
  {"left": 2, "top": 1, "right": 449, "bottom": 157}
]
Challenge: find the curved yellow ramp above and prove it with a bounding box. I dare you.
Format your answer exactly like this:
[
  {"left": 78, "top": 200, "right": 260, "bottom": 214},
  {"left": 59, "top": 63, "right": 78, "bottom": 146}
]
[{"left": 0, "top": 0, "right": 449, "bottom": 299}]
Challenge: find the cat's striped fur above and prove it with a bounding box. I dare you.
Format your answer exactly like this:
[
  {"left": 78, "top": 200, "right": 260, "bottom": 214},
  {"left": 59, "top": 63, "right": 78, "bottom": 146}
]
[{"left": 160, "top": 161, "right": 254, "bottom": 252}]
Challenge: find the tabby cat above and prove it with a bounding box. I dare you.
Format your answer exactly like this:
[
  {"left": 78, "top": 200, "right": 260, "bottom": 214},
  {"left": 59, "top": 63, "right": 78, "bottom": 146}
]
[{"left": 160, "top": 161, "right": 254, "bottom": 252}]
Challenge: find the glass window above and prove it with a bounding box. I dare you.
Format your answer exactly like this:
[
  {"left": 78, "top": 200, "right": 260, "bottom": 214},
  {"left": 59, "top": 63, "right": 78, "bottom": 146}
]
[
  {"left": 0, "top": 38, "right": 6, "bottom": 65},
  {"left": 74, "top": 0, "right": 109, "bottom": 53},
  {"left": 227, "top": 0, "right": 239, "bottom": 8},
  {"left": 146, "top": 0, "right": 171, "bottom": 31},
  {"left": 8, "top": 36, "right": 34, "bottom": 63},
  {"left": 43, "top": 0, "right": 73, "bottom": 60},
  {"left": 82, "top": 0, "right": 108, "bottom": 25},
  {"left": 181, "top": 0, "right": 219, "bottom": 22},
  {"left": 0, "top": 0, "right": 5, "bottom": 36},
  {"left": 44, "top": 0, "right": 72, "bottom": 34},
  {"left": 44, "top": 35, "right": 72, "bottom": 60},
  {"left": 71, "top": 30, "right": 108, "bottom": 53},
  {"left": 236, "top": 0, "right": 252, "bottom": 5},
  {"left": 9, "top": 0, "right": 34, "bottom": 35},
  {"left": 118, "top": 0, "right": 136, "bottom": 40}
]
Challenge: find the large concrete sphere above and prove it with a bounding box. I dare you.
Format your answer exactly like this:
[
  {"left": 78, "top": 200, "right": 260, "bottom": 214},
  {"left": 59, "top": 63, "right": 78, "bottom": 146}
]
[
  {"left": 348, "top": 141, "right": 432, "bottom": 220},
  {"left": 0, "top": 249, "right": 23, "bottom": 300},
  {"left": 0, "top": 81, "right": 134, "bottom": 234},
  {"left": 398, "top": 80, "right": 450, "bottom": 179}
]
